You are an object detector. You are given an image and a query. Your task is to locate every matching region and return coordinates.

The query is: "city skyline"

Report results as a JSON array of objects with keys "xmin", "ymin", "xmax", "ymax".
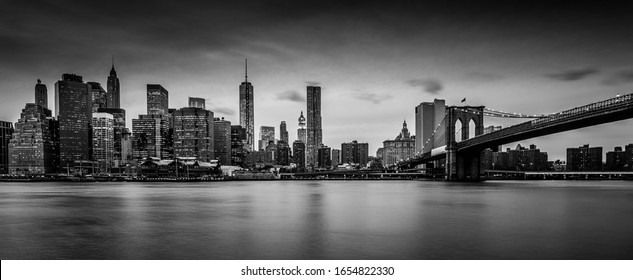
[{"xmin": 1, "ymin": 1, "xmax": 633, "ymax": 160}]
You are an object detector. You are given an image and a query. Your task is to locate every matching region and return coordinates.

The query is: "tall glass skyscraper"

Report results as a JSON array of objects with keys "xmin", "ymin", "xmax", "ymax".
[
  {"xmin": 172, "ymin": 107, "xmax": 214, "ymax": 161},
  {"xmin": 55, "ymin": 74, "xmax": 92, "ymax": 170},
  {"xmin": 239, "ymin": 59, "xmax": 254, "ymax": 152},
  {"xmin": 306, "ymin": 86, "xmax": 322, "ymax": 168},
  {"xmin": 147, "ymin": 84, "xmax": 169, "ymax": 115}
]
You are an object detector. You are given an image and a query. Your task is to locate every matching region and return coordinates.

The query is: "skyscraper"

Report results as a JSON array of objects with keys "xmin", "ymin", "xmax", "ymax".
[
  {"xmin": 92, "ymin": 112, "xmax": 114, "ymax": 172},
  {"xmin": 147, "ymin": 84, "xmax": 169, "ymax": 115},
  {"xmin": 172, "ymin": 107, "xmax": 214, "ymax": 161},
  {"xmin": 55, "ymin": 74, "xmax": 93, "ymax": 170},
  {"xmin": 231, "ymin": 125, "xmax": 247, "ymax": 167},
  {"xmin": 88, "ymin": 82, "xmax": 107, "ymax": 112},
  {"xmin": 239, "ymin": 59, "xmax": 255, "ymax": 151},
  {"xmin": 132, "ymin": 116, "xmax": 162, "ymax": 159},
  {"xmin": 317, "ymin": 146, "xmax": 331, "ymax": 168},
  {"xmin": 280, "ymin": 121, "xmax": 289, "ymax": 145},
  {"xmin": 98, "ymin": 108, "xmax": 126, "ymax": 167},
  {"xmin": 293, "ymin": 140, "xmax": 306, "ymax": 170},
  {"xmin": 297, "ymin": 111, "xmax": 306, "ymax": 143},
  {"xmin": 306, "ymin": 86, "xmax": 322, "ymax": 167},
  {"xmin": 35, "ymin": 79, "xmax": 47, "ymax": 109},
  {"xmin": 189, "ymin": 97, "xmax": 205, "ymax": 109},
  {"xmin": 9, "ymin": 103, "xmax": 58, "ymax": 174},
  {"xmin": 106, "ymin": 60, "xmax": 120, "ymax": 109},
  {"xmin": 213, "ymin": 117, "xmax": 231, "ymax": 165},
  {"xmin": 415, "ymin": 99, "xmax": 445, "ymax": 154},
  {"xmin": 259, "ymin": 126, "xmax": 275, "ymax": 151},
  {"xmin": 0, "ymin": 121, "xmax": 13, "ymax": 174}
]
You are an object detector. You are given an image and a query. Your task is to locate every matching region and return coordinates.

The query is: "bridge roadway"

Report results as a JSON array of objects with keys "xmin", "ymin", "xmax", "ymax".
[{"xmin": 398, "ymin": 93, "xmax": 633, "ymax": 168}]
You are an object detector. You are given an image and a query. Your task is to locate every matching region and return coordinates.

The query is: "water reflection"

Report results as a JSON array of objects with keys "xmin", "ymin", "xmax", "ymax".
[{"xmin": 1, "ymin": 180, "xmax": 633, "ymax": 259}]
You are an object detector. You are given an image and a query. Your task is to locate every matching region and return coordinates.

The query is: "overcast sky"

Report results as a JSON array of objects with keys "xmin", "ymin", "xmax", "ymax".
[{"xmin": 1, "ymin": 0, "xmax": 632, "ymax": 160}]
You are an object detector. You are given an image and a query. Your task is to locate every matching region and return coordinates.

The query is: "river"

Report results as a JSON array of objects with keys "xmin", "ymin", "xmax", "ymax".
[{"xmin": 1, "ymin": 180, "xmax": 632, "ymax": 259}]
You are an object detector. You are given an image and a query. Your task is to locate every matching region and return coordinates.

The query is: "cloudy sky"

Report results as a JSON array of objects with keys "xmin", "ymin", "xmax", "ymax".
[{"xmin": 1, "ymin": 0, "xmax": 632, "ymax": 160}]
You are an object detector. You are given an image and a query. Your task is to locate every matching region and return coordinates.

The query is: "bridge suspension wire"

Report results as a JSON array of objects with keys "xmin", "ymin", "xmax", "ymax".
[{"xmin": 415, "ymin": 115, "xmax": 447, "ymax": 157}]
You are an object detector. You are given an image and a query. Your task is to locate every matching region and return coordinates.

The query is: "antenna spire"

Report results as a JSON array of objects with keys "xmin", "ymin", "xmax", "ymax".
[{"xmin": 245, "ymin": 58, "xmax": 248, "ymax": 83}]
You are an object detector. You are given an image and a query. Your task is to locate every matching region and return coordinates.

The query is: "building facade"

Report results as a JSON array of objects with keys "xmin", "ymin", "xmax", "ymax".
[
  {"xmin": 0, "ymin": 121, "xmax": 13, "ymax": 174},
  {"xmin": 415, "ymin": 99, "xmax": 445, "ymax": 154},
  {"xmin": 306, "ymin": 86, "xmax": 322, "ymax": 167},
  {"xmin": 605, "ymin": 146, "xmax": 626, "ymax": 171},
  {"xmin": 331, "ymin": 148, "xmax": 341, "ymax": 168},
  {"xmin": 55, "ymin": 73, "xmax": 93, "ymax": 170},
  {"xmin": 132, "ymin": 116, "xmax": 162, "ymax": 159},
  {"xmin": 189, "ymin": 97, "xmax": 205, "ymax": 109},
  {"xmin": 8, "ymin": 104, "xmax": 58, "ymax": 174},
  {"xmin": 231, "ymin": 125, "xmax": 247, "ymax": 167},
  {"xmin": 317, "ymin": 146, "xmax": 331, "ymax": 169},
  {"xmin": 106, "ymin": 63, "xmax": 120, "ymax": 109},
  {"xmin": 259, "ymin": 126, "xmax": 275, "ymax": 151},
  {"xmin": 382, "ymin": 120, "xmax": 416, "ymax": 167},
  {"xmin": 147, "ymin": 84, "xmax": 169, "ymax": 115},
  {"xmin": 341, "ymin": 140, "xmax": 369, "ymax": 166},
  {"xmin": 292, "ymin": 140, "xmax": 306, "ymax": 170},
  {"xmin": 280, "ymin": 121, "xmax": 288, "ymax": 145},
  {"xmin": 297, "ymin": 111, "xmax": 306, "ymax": 144},
  {"xmin": 88, "ymin": 82, "xmax": 107, "ymax": 113},
  {"xmin": 35, "ymin": 79, "xmax": 48, "ymax": 109},
  {"xmin": 567, "ymin": 144, "xmax": 602, "ymax": 171},
  {"xmin": 239, "ymin": 59, "xmax": 255, "ymax": 152},
  {"xmin": 213, "ymin": 117, "xmax": 231, "ymax": 165},
  {"xmin": 92, "ymin": 112, "xmax": 114, "ymax": 172},
  {"xmin": 172, "ymin": 107, "xmax": 214, "ymax": 161}
]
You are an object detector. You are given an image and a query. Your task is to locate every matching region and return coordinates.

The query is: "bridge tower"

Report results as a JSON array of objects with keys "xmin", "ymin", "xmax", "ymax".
[{"xmin": 445, "ymin": 106, "xmax": 485, "ymax": 181}]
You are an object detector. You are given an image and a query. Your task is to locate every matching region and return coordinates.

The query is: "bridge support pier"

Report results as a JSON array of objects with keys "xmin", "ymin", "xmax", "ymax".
[{"xmin": 446, "ymin": 149, "xmax": 483, "ymax": 181}]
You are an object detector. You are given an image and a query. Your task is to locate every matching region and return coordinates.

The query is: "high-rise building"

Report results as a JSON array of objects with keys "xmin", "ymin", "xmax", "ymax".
[
  {"xmin": 280, "ymin": 121, "xmax": 289, "ymax": 145},
  {"xmin": 567, "ymin": 144, "xmax": 603, "ymax": 171},
  {"xmin": 147, "ymin": 84, "xmax": 169, "ymax": 115},
  {"xmin": 189, "ymin": 97, "xmax": 205, "ymax": 109},
  {"xmin": 293, "ymin": 140, "xmax": 306, "ymax": 169},
  {"xmin": 259, "ymin": 126, "xmax": 275, "ymax": 151},
  {"xmin": 106, "ymin": 60, "xmax": 120, "ymax": 109},
  {"xmin": 297, "ymin": 111, "xmax": 306, "ymax": 144},
  {"xmin": 239, "ymin": 59, "xmax": 255, "ymax": 152},
  {"xmin": 120, "ymin": 128, "xmax": 132, "ymax": 168},
  {"xmin": 317, "ymin": 146, "xmax": 331, "ymax": 168},
  {"xmin": 213, "ymin": 117, "xmax": 231, "ymax": 165},
  {"xmin": 88, "ymin": 82, "xmax": 107, "ymax": 113},
  {"xmin": 0, "ymin": 121, "xmax": 13, "ymax": 174},
  {"xmin": 331, "ymin": 149, "xmax": 341, "ymax": 167},
  {"xmin": 132, "ymin": 115, "xmax": 162, "ymax": 159},
  {"xmin": 626, "ymin": 144, "xmax": 633, "ymax": 171},
  {"xmin": 231, "ymin": 125, "xmax": 247, "ymax": 167},
  {"xmin": 341, "ymin": 140, "xmax": 369, "ymax": 166},
  {"xmin": 606, "ymin": 146, "xmax": 626, "ymax": 171},
  {"xmin": 508, "ymin": 144, "xmax": 548, "ymax": 171},
  {"xmin": 92, "ymin": 112, "xmax": 114, "ymax": 173},
  {"xmin": 35, "ymin": 79, "xmax": 47, "ymax": 109},
  {"xmin": 306, "ymin": 86, "xmax": 322, "ymax": 167},
  {"xmin": 172, "ymin": 107, "xmax": 214, "ymax": 161},
  {"xmin": 55, "ymin": 74, "xmax": 93, "ymax": 170},
  {"xmin": 382, "ymin": 120, "xmax": 416, "ymax": 167},
  {"xmin": 276, "ymin": 141, "xmax": 291, "ymax": 166},
  {"xmin": 8, "ymin": 104, "xmax": 58, "ymax": 174},
  {"xmin": 415, "ymin": 99, "xmax": 445, "ymax": 153},
  {"xmin": 98, "ymin": 108, "xmax": 126, "ymax": 167}
]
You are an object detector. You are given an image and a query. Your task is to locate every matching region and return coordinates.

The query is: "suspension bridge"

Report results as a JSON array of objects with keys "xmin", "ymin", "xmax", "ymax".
[{"xmin": 391, "ymin": 93, "xmax": 633, "ymax": 181}]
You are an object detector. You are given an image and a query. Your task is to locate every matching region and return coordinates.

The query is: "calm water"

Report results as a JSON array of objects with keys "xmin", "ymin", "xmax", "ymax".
[{"xmin": 1, "ymin": 180, "xmax": 632, "ymax": 259}]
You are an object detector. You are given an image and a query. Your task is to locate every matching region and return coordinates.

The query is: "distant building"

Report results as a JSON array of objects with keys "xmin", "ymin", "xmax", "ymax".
[
  {"xmin": 605, "ymin": 146, "xmax": 626, "ymax": 171},
  {"xmin": 297, "ymin": 111, "xmax": 306, "ymax": 144},
  {"xmin": 92, "ymin": 112, "xmax": 114, "ymax": 173},
  {"xmin": 306, "ymin": 86, "xmax": 322, "ymax": 167},
  {"xmin": 172, "ymin": 107, "xmax": 214, "ymax": 162},
  {"xmin": 239, "ymin": 59, "xmax": 255, "ymax": 152},
  {"xmin": 35, "ymin": 79, "xmax": 47, "ymax": 109},
  {"xmin": 231, "ymin": 125, "xmax": 247, "ymax": 167},
  {"xmin": 341, "ymin": 140, "xmax": 369, "ymax": 166},
  {"xmin": 331, "ymin": 149, "xmax": 341, "ymax": 167},
  {"xmin": 106, "ymin": 62, "xmax": 121, "ymax": 109},
  {"xmin": 626, "ymin": 144, "xmax": 633, "ymax": 171},
  {"xmin": 415, "ymin": 99, "xmax": 445, "ymax": 154},
  {"xmin": 0, "ymin": 121, "xmax": 13, "ymax": 174},
  {"xmin": 88, "ymin": 82, "xmax": 107, "ymax": 112},
  {"xmin": 147, "ymin": 84, "xmax": 169, "ymax": 115},
  {"xmin": 280, "ymin": 121, "xmax": 289, "ymax": 145},
  {"xmin": 317, "ymin": 146, "xmax": 331, "ymax": 168},
  {"xmin": 189, "ymin": 97, "xmax": 205, "ymax": 109},
  {"xmin": 213, "ymin": 117, "xmax": 231, "ymax": 165},
  {"xmin": 293, "ymin": 140, "xmax": 306, "ymax": 169},
  {"xmin": 98, "ymin": 108, "xmax": 126, "ymax": 168},
  {"xmin": 259, "ymin": 126, "xmax": 275, "ymax": 151},
  {"xmin": 55, "ymin": 73, "xmax": 93, "ymax": 170},
  {"xmin": 382, "ymin": 120, "xmax": 416, "ymax": 167},
  {"xmin": 132, "ymin": 115, "xmax": 163, "ymax": 159},
  {"xmin": 486, "ymin": 144, "xmax": 548, "ymax": 171},
  {"xmin": 9, "ymin": 104, "xmax": 58, "ymax": 174},
  {"xmin": 276, "ymin": 141, "xmax": 291, "ymax": 166},
  {"xmin": 567, "ymin": 144, "xmax": 602, "ymax": 171}
]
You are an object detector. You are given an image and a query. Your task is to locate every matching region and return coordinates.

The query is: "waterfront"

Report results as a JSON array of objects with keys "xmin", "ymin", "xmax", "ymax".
[{"xmin": 1, "ymin": 180, "xmax": 633, "ymax": 259}]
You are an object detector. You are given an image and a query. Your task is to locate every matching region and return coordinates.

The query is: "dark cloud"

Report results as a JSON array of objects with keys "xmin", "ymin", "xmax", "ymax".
[
  {"xmin": 406, "ymin": 79, "xmax": 443, "ymax": 94},
  {"xmin": 351, "ymin": 93, "xmax": 393, "ymax": 104},
  {"xmin": 212, "ymin": 107, "xmax": 236, "ymax": 116},
  {"xmin": 305, "ymin": 81, "xmax": 321, "ymax": 86},
  {"xmin": 602, "ymin": 69, "xmax": 633, "ymax": 85},
  {"xmin": 545, "ymin": 68, "xmax": 599, "ymax": 81},
  {"xmin": 277, "ymin": 90, "xmax": 306, "ymax": 102}
]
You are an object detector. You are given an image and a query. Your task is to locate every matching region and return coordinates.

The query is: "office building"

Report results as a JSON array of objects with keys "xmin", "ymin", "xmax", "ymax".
[
  {"xmin": 88, "ymin": 82, "xmax": 107, "ymax": 112},
  {"xmin": 8, "ymin": 103, "xmax": 58, "ymax": 174},
  {"xmin": 147, "ymin": 84, "xmax": 169, "ymax": 115},
  {"xmin": 332, "ymin": 149, "xmax": 341, "ymax": 167},
  {"xmin": 35, "ymin": 79, "xmax": 47, "ymax": 108},
  {"xmin": 317, "ymin": 146, "xmax": 331, "ymax": 168},
  {"xmin": 606, "ymin": 146, "xmax": 626, "ymax": 171},
  {"xmin": 382, "ymin": 120, "xmax": 416, "ymax": 167},
  {"xmin": 306, "ymin": 86, "xmax": 322, "ymax": 167},
  {"xmin": 172, "ymin": 107, "xmax": 214, "ymax": 161},
  {"xmin": 106, "ymin": 61, "xmax": 120, "ymax": 108},
  {"xmin": 231, "ymin": 125, "xmax": 247, "ymax": 167},
  {"xmin": 0, "ymin": 121, "xmax": 13, "ymax": 174},
  {"xmin": 259, "ymin": 126, "xmax": 275, "ymax": 151},
  {"xmin": 567, "ymin": 144, "xmax": 603, "ymax": 171},
  {"xmin": 280, "ymin": 121, "xmax": 288, "ymax": 145},
  {"xmin": 55, "ymin": 73, "xmax": 93, "ymax": 170},
  {"xmin": 92, "ymin": 112, "xmax": 114, "ymax": 172},
  {"xmin": 341, "ymin": 140, "xmax": 369, "ymax": 166},
  {"xmin": 213, "ymin": 117, "xmax": 231, "ymax": 165},
  {"xmin": 297, "ymin": 111, "xmax": 306, "ymax": 144},
  {"xmin": 415, "ymin": 99, "xmax": 445, "ymax": 153},
  {"xmin": 293, "ymin": 140, "xmax": 306, "ymax": 169},
  {"xmin": 98, "ymin": 108, "xmax": 126, "ymax": 167},
  {"xmin": 239, "ymin": 59, "xmax": 255, "ymax": 151},
  {"xmin": 189, "ymin": 97, "xmax": 205, "ymax": 109},
  {"xmin": 132, "ymin": 115, "xmax": 162, "ymax": 159}
]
